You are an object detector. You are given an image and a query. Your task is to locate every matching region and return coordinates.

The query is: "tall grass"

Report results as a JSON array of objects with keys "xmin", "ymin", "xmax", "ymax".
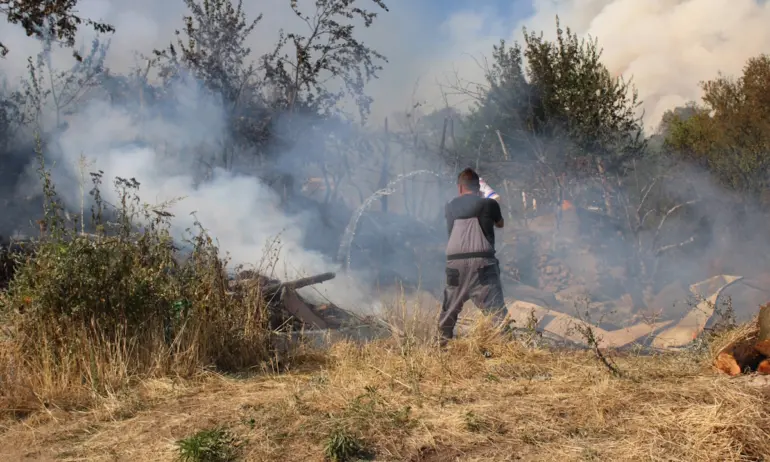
[{"xmin": 0, "ymin": 153, "xmax": 271, "ymax": 414}]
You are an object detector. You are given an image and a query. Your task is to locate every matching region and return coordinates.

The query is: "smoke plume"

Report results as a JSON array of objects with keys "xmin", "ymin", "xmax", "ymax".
[{"xmin": 24, "ymin": 74, "xmax": 374, "ymax": 311}]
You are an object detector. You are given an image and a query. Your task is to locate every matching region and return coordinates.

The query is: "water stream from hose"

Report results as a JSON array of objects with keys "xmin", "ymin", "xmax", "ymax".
[{"xmin": 336, "ymin": 170, "xmax": 448, "ymax": 270}]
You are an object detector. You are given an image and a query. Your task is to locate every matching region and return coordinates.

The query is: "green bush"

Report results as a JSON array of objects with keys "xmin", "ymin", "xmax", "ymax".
[{"xmin": 0, "ymin": 157, "xmax": 270, "ymax": 405}]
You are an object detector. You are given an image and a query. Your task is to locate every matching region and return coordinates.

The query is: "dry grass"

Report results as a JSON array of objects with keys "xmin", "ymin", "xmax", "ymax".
[{"xmin": 1, "ymin": 318, "xmax": 769, "ymax": 462}]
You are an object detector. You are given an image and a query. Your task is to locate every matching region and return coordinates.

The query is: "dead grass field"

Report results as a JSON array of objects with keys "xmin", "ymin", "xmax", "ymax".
[{"xmin": 1, "ymin": 324, "xmax": 769, "ymax": 462}]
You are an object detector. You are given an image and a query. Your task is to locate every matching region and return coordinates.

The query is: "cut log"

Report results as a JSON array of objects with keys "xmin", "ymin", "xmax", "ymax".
[
  {"xmin": 227, "ymin": 271, "xmax": 347, "ymax": 331},
  {"xmin": 758, "ymin": 359, "xmax": 770, "ymax": 375},
  {"xmin": 712, "ymin": 330, "xmax": 764, "ymax": 376},
  {"xmin": 714, "ymin": 352, "xmax": 741, "ymax": 376},
  {"xmin": 281, "ymin": 288, "xmax": 330, "ymax": 330},
  {"xmin": 727, "ymin": 340, "xmax": 764, "ymax": 373},
  {"xmin": 756, "ymin": 340, "xmax": 770, "ymax": 357},
  {"xmin": 713, "ymin": 303, "xmax": 769, "ymax": 376},
  {"xmin": 755, "ymin": 303, "xmax": 770, "ymax": 356}
]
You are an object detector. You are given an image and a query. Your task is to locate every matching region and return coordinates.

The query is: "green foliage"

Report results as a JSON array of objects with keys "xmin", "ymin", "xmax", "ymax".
[
  {"xmin": 464, "ymin": 17, "xmax": 645, "ymax": 184},
  {"xmin": 150, "ymin": 0, "xmax": 266, "ymax": 169},
  {"xmin": 177, "ymin": 427, "xmax": 239, "ymax": 462},
  {"xmin": 261, "ymin": 0, "xmax": 389, "ymax": 121},
  {"xmin": 8, "ymin": 173, "xmax": 181, "ymax": 329},
  {"xmin": 23, "ymin": 37, "xmax": 109, "ymax": 128},
  {"xmin": 147, "ymin": 0, "xmax": 388, "ymax": 171},
  {"xmin": 323, "ymin": 427, "xmax": 367, "ymax": 462},
  {"xmin": 523, "ymin": 19, "xmax": 645, "ymax": 169},
  {"xmin": 664, "ymin": 54, "xmax": 770, "ymax": 200},
  {"xmin": 154, "ymin": 0, "xmax": 261, "ymax": 106},
  {"xmin": 0, "ymin": 0, "xmax": 114, "ymax": 58}
]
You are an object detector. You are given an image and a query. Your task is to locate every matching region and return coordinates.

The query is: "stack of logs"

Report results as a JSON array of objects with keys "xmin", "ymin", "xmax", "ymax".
[{"xmin": 714, "ymin": 303, "xmax": 770, "ymax": 376}]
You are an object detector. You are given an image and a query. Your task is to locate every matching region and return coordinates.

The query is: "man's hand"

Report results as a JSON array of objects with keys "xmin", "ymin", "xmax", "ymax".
[
  {"xmin": 495, "ymin": 218, "xmax": 504, "ymax": 228},
  {"xmin": 479, "ymin": 178, "xmax": 500, "ymax": 201}
]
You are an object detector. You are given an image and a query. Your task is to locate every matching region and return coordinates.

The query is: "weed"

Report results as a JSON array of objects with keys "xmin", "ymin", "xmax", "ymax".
[
  {"xmin": 323, "ymin": 427, "xmax": 368, "ymax": 461},
  {"xmin": 177, "ymin": 427, "xmax": 239, "ymax": 462},
  {"xmin": 463, "ymin": 410, "xmax": 505, "ymax": 434},
  {"xmin": 570, "ymin": 297, "xmax": 624, "ymax": 377}
]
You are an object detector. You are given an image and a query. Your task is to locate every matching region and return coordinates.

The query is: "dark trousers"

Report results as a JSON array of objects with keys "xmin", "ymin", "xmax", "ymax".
[{"xmin": 439, "ymin": 257, "xmax": 507, "ymax": 344}]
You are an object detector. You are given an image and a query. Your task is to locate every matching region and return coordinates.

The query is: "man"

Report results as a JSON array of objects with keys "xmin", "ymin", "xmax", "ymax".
[{"xmin": 439, "ymin": 168, "xmax": 508, "ymax": 346}]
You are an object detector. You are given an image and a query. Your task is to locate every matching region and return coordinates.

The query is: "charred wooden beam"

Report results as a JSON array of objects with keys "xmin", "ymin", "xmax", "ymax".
[
  {"xmin": 280, "ymin": 289, "xmax": 330, "ymax": 330},
  {"xmin": 262, "ymin": 272, "xmax": 336, "ymax": 294}
]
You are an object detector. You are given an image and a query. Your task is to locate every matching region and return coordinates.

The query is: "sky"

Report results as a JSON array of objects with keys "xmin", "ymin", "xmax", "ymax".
[{"xmin": 3, "ymin": 0, "xmax": 770, "ymax": 130}]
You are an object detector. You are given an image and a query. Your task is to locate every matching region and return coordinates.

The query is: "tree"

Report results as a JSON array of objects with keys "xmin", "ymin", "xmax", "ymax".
[
  {"xmin": 154, "ymin": 0, "xmax": 261, "ymax": 108},
  {"xmin": 456, "ymin": 17, "xmax": 645, "ymax": 216},
  {"xmin": 22, "ymin": 37, "xmax": 109, "ymax": 130},
  {"xmin": 522, "ymin": 19, "xmax": 645, "ymax": 174},
  {"xmin": 1, "ymin": 0, "xmax": 114, "ymax": 58},
  {"xmin": 256, "ymin": 0, "xmax": 389, "ymax": 213},
  {"xmin": 260, "ymin": 0, "xmax": 389, "ymax": 121},
  {"xmin": 664, "ymin": 54, "xmax": 770, "ymax": 200},
  {"xmin": 151, "ymin": 0, "xmax": 269, "ymax": 170},
  {"xmin": 0, "ymin": 80, "xmax": 24, "ymax": 149}
]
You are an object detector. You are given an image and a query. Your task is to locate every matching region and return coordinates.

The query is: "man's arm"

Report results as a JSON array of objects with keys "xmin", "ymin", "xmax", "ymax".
[
  {"xmin": 492, "ymin": 200, "xmax": 504, "ymax": 228},
  {"xmin": 445, "ymin": 202, "xmax": 454, "ymax": 235}
]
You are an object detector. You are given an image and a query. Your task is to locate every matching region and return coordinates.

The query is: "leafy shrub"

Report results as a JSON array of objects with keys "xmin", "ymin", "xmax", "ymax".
[{"xmin": 0, "ymin": 155, "xmax": 270, "ymax": 407}]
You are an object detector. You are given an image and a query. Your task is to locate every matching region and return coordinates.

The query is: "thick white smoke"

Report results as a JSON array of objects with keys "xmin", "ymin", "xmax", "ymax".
[
  {"xmin": 43, "ymin": 75, "xmax": 372, "ymax": 311},
  {"xmin": 4, "ymin": 0, "xmax": 770, "ymax": 322}
]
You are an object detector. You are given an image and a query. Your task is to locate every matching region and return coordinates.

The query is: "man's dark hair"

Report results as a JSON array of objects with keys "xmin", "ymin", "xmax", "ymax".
[{"xmin": 457, "ymin": 168, "xmax": 480, "ymax": 192}]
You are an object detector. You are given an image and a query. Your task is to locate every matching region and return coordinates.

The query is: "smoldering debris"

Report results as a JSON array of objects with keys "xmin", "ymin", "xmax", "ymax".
[
  {"xmin": 226, "ymin": 269, "xmax": 389, "ymax": 348},
  {"xmin": 227, "ymin": 270, "xmax": 346, "ymax": 331},
  {"xmin": 1, "ymin": 195, "xmax": 766, "ymax": 353}
]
